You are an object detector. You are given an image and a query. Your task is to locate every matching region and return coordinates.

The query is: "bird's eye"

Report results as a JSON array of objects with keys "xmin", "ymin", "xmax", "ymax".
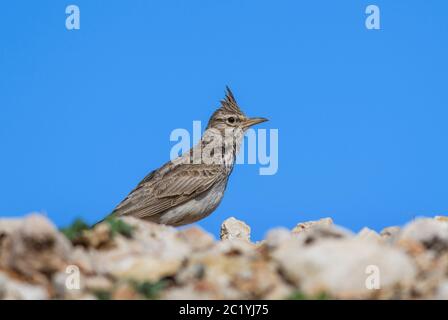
[{"xmin": 227, "ymin": 117, "xmax": 236, "ymax": 124}]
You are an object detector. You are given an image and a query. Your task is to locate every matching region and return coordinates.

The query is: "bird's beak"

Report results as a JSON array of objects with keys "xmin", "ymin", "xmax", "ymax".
[{"xmin": 243, "ymin": 117, "xmax": 269, "ymax": 129}]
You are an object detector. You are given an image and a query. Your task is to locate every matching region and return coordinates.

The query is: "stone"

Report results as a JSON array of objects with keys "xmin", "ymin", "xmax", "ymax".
[
  {"xmin": 380, "ymin": 226, "xmax": 401, "ymax": 240},
  {"xmin": 162, "ymin": 283, "xmax": 220, "ymax": 300},
  {"xmin": 0, "ymin": 213, "xmax": 71, "ymax": 284},
  {"xmin": 435, "ymin": 281, "xmax": 448, "ymax": 300},
  {"xmin": 76, "ymin": 223, "xmax": 113, "ymax": 249},
  {"xmin": 90, "ymin": 218, "xmax": 191, "ymax": 282},
  {"xmin": 220, "ymin": 217, "xmax": 251, "ymax": 241},
  {"xmin": 214, "ymin": 239, "xmax": 258, "ymax": 256},
  {"xmin": 177, "ymin": 226, "xmax": 215, "ymax": 251},
  {"xmin": 294, "ymin": 224, "xmax": 354, "ymax": 246},
  {"xmin": 69, "ymin": 247, "xmax": 94, "ymax": 274},
  {"xmin": 109, "ymin": 256, "xmax": 183, "ymax": 282},
  {"xmin": 175, "ymin": 245, "xmax": 286, "ymax": 299},
  {"xmin": 408, "ymin": 253, "xmax": 446, "ymax": 299},
  {"xmin": 398, "ymin": 218, "xmax": 448, "ymax": 253},
  {"xmin": 84, "ymin": 275, "xmax": 113, "ymax": 292},
  {"xmin": 2, "ymin": 212, "xmax": 448, "ymax": 299},
  {"xmin": 0, "ymin": 271, "xmax": 49, "ymax": 300},
  {"xmin": 52, "ymin": 271, "xmax": 111, "ymax": 300},
  {"xmin": 52, "ymin": 271, "xmax": 85, "ymax": 299},
  {"xmin": 272, "ymin": 238, "xmax": 416, "ymax": 298},
  {"xmin": 356, "ymin": 227, "xmax": 382, "ymax": 243},
  {"xmin": 292, "ymin": 217, "xmax": 333, "ymax": 233},
  {"xmin": 434, "ymin": 216, "xmax": 448, "ymax": 223},
  {"xmin": 120, "ymin": 216, "xmax": 177, "ymax": 241},
  {"xmin": 263, "ymin": 228, "xmax": 293, "ymax": 250},
  {"xmin": 112, "ymin": 282, "xmax": 140, "ymax": 300},
  {"xmin": 0, "ymin": 217, "xmax": 22, "ymax": 235}
]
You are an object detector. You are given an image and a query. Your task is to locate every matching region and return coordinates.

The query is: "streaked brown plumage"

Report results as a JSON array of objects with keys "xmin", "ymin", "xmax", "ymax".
[{"xmin": 108, "ymin": 87, "xmax": 267, "ymax": 226}]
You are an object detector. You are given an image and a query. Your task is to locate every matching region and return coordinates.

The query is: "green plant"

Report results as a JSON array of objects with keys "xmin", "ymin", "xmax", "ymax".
[
  {"xmin": 60, "ymin": 218, "xmax": 90, "ymax": 241},
  {"xmin": 132, "ymin": 280, "xmax": 168, "ymax": 300},
  {"xmin": 105, "ymin": 217, "xmax": 134, "ymax": 238},
  {"xmin": 93, "ymin": 290, "xmax": 112, "ymax": 300},
  {"xmin": 287, "ymin": 291, "xmax": 330, "ymax": 300}
]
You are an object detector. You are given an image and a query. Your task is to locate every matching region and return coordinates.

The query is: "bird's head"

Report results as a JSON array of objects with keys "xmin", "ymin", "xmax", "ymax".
[{"xmin": 206, "ymin": 87, "xmax": 268, "ymax": 132}]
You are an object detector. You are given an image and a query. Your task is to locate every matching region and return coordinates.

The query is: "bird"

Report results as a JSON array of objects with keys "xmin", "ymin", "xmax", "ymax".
[{"xmin": 108, "ymin": 87, "xmax": 268, "ymax": 227}]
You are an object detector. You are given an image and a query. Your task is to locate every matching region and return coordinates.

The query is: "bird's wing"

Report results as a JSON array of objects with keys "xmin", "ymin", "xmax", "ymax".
[{"xmin": 112, "ymin": 164, "xmax": 226, "ymax": 219}]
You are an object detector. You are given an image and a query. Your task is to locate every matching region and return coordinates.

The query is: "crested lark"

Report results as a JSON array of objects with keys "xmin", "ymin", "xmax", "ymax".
[{"xmin": 109, "ymin": 87, "xmax": 267, "ymax": 226}]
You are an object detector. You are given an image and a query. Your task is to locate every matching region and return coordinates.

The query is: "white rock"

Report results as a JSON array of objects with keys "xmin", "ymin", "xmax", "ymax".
[
  {"xmin": 162, "ymin": 284, "xmax": 219, "ymax": 300},
  {"xmin": 272, "ymin": 238, "xmax": 416, "ymax": 298},
  {"xmin": 177, "ymin": 226, "xmax": 215, "ymax": 251},
  {"xmin": 264, "ymin": 228, "xmax": 293, "ymax": 249},
  {"xmin": 70, "ymin": 247, "xmax": 94, "ymax": 274},
  {"xmin": 356, "ymin": 227, "xmax": 382, "ymax": 243},
  {"xmin": 434, "ymin": 216, "xmax": 448, "ymax": 224},
  {"xmin": 0, "ymin": 272, "xmax": 49, "ymax": 300},
  {"xmin": 90, "ymin": 218, "xmax": 191, "ymax": 282},
  {"xmin": 294, "ymin": 224, "xmax": 354, "ymax": 246},
  {"xmin": 52, "ymin": 271, "xmax": 84, "ymax": 299},
  {"xmin": 380, "ymin": 226, "xmax": 401, "ymax": 238},
  {"xmin": 435, "ymin": 281, "xmax": 448, "ymax": 300},
  {"xmin": 214, "ymin": 239, "xmax": 257, "ymax": 256},
  {"xmin": 175, "ymin": 248, "xmax": 285, "ymax": 299},
  {"xmin": 398, "ymin": 218, "xmax": 448, "ymax": 252},
  {"xmin": 109, "ymin": 256, "xmax": 183, "ymax": 282},
  {"xmin": 0, "ymin": 217, "xmax": 22, "ymax": 235},
  {"xmin": 292, "ymin": 217, "xmax": 333, "ymax": 233},
  {"xmin": 220, "ymin": 217, "xmax": 251, "ymax": 241},
  {"xmin": 0, "ymin": 213, "xmax": 71, "ymax": 283}
]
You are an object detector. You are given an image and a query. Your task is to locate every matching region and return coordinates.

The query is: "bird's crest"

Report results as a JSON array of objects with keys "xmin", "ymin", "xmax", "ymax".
[
  {"xmin": 219, "ymin": 86, "xmax": 244, "ymax": 115},
  {"xmin": 207, "ymin": 86, "xmax": 246, "ymax": 129}
]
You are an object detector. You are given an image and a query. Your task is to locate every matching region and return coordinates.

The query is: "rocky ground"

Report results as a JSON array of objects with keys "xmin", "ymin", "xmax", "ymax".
[{"xmin": 1, "ymin": 213, "xmax": 448, "ymax": 300}]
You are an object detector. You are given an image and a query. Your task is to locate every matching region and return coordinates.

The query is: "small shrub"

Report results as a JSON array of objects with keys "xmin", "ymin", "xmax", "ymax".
[
  {"xmin": 94, "ymin": 290, "xmax": 112, "ymax": 300},
  {"xmin": 105, "ymin": 217, "xmax": 134, "ymax": 238},
  {"xmin": 60, "ymin": 218, "xmax": 90, "ymax": 241},
  {"xmin": 287, "ymin": 291, "xmax": 330, "ymax": 300},
  {"xmin": 132, "ymin": 280, "xmax": 168, "ymax": 300}
]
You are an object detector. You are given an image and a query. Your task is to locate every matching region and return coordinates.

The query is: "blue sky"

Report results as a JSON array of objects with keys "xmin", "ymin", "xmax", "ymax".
[{"xmin": 1, "ymin": 1, "xmax": 447, "ymax": 240}]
